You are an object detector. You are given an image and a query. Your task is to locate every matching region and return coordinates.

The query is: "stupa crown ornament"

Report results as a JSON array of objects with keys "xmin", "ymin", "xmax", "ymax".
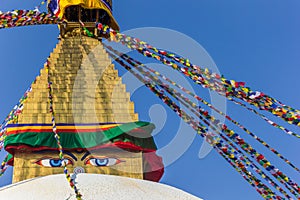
[{"xmin": 48, "ymin": 0, "xmax": 119, "ymax": 37}]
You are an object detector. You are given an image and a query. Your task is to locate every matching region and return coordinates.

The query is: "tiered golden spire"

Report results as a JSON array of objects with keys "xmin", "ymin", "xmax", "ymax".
[{"xmin": 19, "ymin": 37, "xmax": 138, "ymax": 124}]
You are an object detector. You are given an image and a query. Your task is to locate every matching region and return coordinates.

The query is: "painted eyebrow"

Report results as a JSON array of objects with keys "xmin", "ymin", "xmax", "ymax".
[
  {"xmin": 81, "ymin": 151, "xmax": 91, "ymax": 161},
  {"xmin": 64, "ymin": 151, "xmax": 78, "ymax": 161}
]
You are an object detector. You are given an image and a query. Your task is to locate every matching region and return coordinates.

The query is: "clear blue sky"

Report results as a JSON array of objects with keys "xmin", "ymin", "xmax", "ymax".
[{"xmin": 0, "ymin": 1, "xmax": 300, "ymax": 200}]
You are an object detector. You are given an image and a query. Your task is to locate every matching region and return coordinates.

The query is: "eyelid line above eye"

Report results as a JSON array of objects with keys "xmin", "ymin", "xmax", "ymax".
[
  {"xmin": 62, "ymin": 156, "xmax": 75, "ymax": 165},
  {"xmin": 33, "ymin": 156, "xmax": 53, "ymax": 164}
]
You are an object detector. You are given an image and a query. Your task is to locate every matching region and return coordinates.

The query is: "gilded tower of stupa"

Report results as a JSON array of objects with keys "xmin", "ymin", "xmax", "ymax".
[{"xmin": 4, "ymin": 0, "xmax": 163, "ymax": 183}]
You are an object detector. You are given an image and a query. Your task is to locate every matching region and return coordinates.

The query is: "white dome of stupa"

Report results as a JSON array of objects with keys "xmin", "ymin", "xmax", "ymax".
[{"xmin": 0, "ymin": 174, "xmax": 202, "ymax": 200}]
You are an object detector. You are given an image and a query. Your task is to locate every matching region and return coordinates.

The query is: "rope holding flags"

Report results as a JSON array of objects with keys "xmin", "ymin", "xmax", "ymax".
[
  {"xmin": 46, "ymin": 61, "xmax": 82, "ymax": 200},
  {"xmin": 127, "ymin": 37, "xmax": 300, "ymax": 127},
  {"xmin": 0, "ymin": 10, "xmax": 64, "ymax": 30},
  {"xmin": 104, "ymin": 44, "xmax": 300, "ymax": 199},
  {"xmin": 105, "ymin": 48, "xmax": 286, "ymax": 199},
  {"xmin": 103, "ymin": 43, "xmax": 300, "ymax": 174},
  {"xmin": 228, "ymin": 97, "xmax": 300, "ymax": 138},
  {"xmin": 0, "ymin": 154, "xmax": 9, "ymax": 177},
  {"xmin": 0, "ymin": 84, "xmax": 34, "ymax": 152},
  {"xmin": 95, "ymin": 23, "xmax": 300, "ymax": 132}
]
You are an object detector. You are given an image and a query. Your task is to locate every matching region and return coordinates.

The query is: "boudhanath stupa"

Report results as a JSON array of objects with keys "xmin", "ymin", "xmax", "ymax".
[{"xmin": 0, "ymin": 1, "xmax": 202, "ymax": 199}]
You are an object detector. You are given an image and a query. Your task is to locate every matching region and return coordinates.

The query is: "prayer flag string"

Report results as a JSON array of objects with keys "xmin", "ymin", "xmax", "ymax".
[
  {"xmin": 122, "ymin": 36, "xmax": 300, "ymax": 127},
  {"xmin": 0, "ymin": 83, "xmax": 34, "ymax": 151},
  {"xmin": 228, "ymin": 97, "xmax": 300, "ymax": 138},
  {"xmin": 104, "ymin": 45, "xmax": 298, "ymax": 198},
  {"xmin": 130, "ymin": 46, "xmax": 300, "ymax": 139},
  {"xmin": 103, "ymin": 44, "xmax": 300, "ymax": 174},
  {"xmin": 95, "ymin": 23, "xmax": 300, "ymax": 133},
  {"xmin": 103, "ymin": 38, "xmax": 300, "ymax": 196},
  {"xmin": 126, "ymin": 40, "xmax": 300, "ymax": 130},
  {"xmin": 0, "ymin": 154, "xmax": 8, "ymax": 177},
  {"xmin": 46, "ymin": 60, "xmax": 82, "ymax": 200},
  {"xmin": 0, "ymin": 10, "xmax": 63, "ymax": 30},
  {"xmin": 105, "ymin": 48, "xmax": 284, "ymax": 200}
]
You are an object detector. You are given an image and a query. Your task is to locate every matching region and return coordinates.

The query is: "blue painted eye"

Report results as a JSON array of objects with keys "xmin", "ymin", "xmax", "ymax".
[
  {"xmin": 35, "ymin": 158, "xmax": 73, "ymax": 167},
  {"xmin": 49, "ymin": 159, "xmax": 63, "ymax": 167},
  {"xmin": 95, "ymin": 158, "xmax": 109, "ymax": 166},
  {"xmin": 85, "ymin": 157, "xmax": 123, "ymax": 167}
]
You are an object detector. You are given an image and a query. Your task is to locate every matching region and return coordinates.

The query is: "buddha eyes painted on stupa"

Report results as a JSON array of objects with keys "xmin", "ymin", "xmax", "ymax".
[{"xmin": 33, "ymin": 151, "xmax": 124, "ymax": 168}]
